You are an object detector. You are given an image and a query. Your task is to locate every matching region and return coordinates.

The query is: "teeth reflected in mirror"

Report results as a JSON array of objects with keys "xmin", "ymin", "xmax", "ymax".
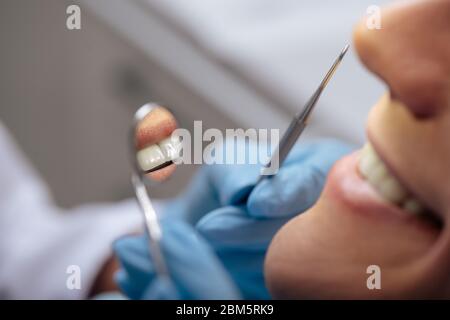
[{"xmin": 134, "ymin": 105, "xmax": 180, "ymax": 182}]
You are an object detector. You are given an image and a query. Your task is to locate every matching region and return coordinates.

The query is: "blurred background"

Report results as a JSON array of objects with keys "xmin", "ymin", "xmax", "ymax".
[{"xmin": 0, "ymin": 0, "xmax": 387, "ymax": 208}]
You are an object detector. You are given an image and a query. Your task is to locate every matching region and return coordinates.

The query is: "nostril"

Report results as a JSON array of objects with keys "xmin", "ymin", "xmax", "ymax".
[
  {"xmin": 352, "ymin": 0, "xmax": 450, "ymax": 120},
  {"xmin": 388, "ymin": 71, "xmax": 448, "ymax": 119}
]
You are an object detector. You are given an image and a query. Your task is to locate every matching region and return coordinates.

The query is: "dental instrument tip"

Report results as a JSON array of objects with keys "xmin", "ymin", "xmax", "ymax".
[
  {"xmin": 340, "ymin": 44, "xmax": 350, "ymax": 59},
  {"xmin": 319, "ymin": 44, "xmax": 350, "ymax": 90}
]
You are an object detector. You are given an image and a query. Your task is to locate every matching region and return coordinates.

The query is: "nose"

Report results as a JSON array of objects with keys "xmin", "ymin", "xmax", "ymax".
[{"xmin": 353, "ymin": 0, "xmax": 450, "ymax": 118}]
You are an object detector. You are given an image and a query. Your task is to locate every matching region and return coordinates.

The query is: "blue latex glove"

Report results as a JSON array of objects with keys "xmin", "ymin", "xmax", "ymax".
[
  {"xmin": 193, "ymin": 139, "xmax": 353, "ymax": 298},
  {"xmin": 196, "ymin": 205, "xmax": 286, "ymax": 299},
  {"xmin": 114, "ymin": 219, "xmax": 241, "ymax": 300},
  {"xmin": 164, "ymin": 139, "xmax": 353, "ymax": 221},
  {"xmin": 162, "ymin": 137, "xmax": 263, "ymax": 224},
  {"xmin": 116, "ymin": 139, "xmax": 352, "ymax": 299},
  {"xmin": 247, "ymin": 139, "xmax": 354, "ymax": 218}
]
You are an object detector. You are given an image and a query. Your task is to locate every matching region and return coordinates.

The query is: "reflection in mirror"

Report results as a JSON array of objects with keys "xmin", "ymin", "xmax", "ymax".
[{"xmin": 134, "ymin": 104, "xmax": 180, "ymax": 182}]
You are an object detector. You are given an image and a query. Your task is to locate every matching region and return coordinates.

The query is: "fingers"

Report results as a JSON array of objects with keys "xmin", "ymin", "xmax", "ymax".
[
  {"xmin": 162, "ymin": 165, "xmax": 221, "ymax": 224},
  {"xmin": 248, "ymin": 166, "xmax": 325, "ymax": 218},
  {"xmin": 207, "ymin": 163, "xmax": 260, "ymax": 205},
  {"xmin": 196, "ymin": 206, "xmax": 287, "ymax": 247},
  {"xmin": 206, "ymin": 137, "xmax": 261, "ymax": 205},
  {"xmin": 248, "ymin": 139, "xmax": 354, "ymax": 218},
  {"xmin": 167, "ymin": 137, "xmax": 263, "ymax": 224},
  {"xmin": 113, "ymin": 235, "xmax": 155, "ymax": 299},
  {"xmin": 114, "ymin": 221, "xmax": 240, "ymax": 300},
  {"xmin": 195, "ymin": 206, "xmax": 283, "ymax": 299},
  {"xmin": 160, "ymin": 221, "xmax": 241, "ymax": 300}
]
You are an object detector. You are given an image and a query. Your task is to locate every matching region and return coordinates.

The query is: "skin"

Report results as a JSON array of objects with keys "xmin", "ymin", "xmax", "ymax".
[
  {"xmin": 90, "ymin": 256, "xmax": 121, "ymax": 295},
  {"xmin": 265, "ymin": 0, "xmax": 450, "ymax": 299}
]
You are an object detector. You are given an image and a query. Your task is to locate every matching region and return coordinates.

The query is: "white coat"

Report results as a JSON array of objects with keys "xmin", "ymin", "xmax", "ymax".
[{"xmin": 0, "ymin": 122, "xmax": 145, "ymax": 299}]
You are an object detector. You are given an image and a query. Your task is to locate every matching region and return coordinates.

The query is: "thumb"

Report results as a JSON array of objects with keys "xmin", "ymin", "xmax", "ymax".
[{"xmin": 248, "ymin": 140, "xmax": 354, "ymax": 218}]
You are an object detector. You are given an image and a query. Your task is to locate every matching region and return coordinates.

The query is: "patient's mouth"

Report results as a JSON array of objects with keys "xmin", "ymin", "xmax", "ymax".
[
  {"xmin": 134, "ymin": 106, "xmax": 180, "ymax": 174},
  {"xmin": 358, "ymin": 142, "xmax": 442, "ymax": 227},
  {"xmin": 358, "ymin": 143, "xmax": 423, "ymax": 214},
  {"xmin": 137, "ymin": 136, "xmax": 181, "ymax": 173}
]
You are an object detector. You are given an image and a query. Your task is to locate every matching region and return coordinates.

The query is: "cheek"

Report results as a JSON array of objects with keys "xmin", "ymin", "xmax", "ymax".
[{"xmin": 265, "ymin": 179, "xmax": 441, "ymax": 299}]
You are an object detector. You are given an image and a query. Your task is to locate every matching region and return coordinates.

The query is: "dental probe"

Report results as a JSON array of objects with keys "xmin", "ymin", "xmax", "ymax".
[{"xmin": 257, "ymin": 44, "xmax": 350, "ymax": 183}]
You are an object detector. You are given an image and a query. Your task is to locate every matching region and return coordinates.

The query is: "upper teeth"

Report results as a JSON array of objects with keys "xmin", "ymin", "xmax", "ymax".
[
  {"xmin": 137, "ymin": 136, "xmax": 182, "ymax": 172},
  {"xmin": 358, "ymin": 143, "xmax": 424, "ymax": 215}
]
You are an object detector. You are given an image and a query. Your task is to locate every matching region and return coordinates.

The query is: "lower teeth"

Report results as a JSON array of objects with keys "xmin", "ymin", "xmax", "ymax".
[{"xmin": 358, "ymin": 143, "xmax": 424, "ymax": 215}]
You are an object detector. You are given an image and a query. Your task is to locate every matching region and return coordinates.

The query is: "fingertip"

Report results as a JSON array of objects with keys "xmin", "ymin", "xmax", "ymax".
[{"xmin": 247, "ymin": 168, "xmax": 313, "ymax": 218}]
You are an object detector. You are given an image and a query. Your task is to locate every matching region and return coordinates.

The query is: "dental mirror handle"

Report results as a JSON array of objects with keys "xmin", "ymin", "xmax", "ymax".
[{"xmin": 131, "ymin": 173, "xmax": 170, "ymax": 278}]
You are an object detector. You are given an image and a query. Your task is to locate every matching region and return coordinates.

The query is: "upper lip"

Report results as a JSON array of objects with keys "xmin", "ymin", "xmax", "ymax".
[{"xmin": 135, "ymin": 113, "xmax": 177, "ymax": 150}]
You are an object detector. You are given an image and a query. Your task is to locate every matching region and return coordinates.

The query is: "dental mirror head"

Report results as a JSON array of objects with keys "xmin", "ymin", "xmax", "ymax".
[{"xmin": 132, "ymin": 103, "xmax": 180, "ymax": 183}]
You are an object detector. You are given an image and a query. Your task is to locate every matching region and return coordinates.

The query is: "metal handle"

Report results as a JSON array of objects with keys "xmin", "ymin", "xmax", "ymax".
[{"xmin": 131, "ymin": 173, "xmax": 169, "ymax": 277}]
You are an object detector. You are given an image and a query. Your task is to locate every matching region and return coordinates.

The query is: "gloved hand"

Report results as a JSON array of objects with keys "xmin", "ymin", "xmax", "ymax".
[
  {"xmin": 186, "ymin": 139, "xmax": 353, "ymax": 298},
  {"xmin": 196, "ymin": 205, "xmax": 285, "ymax": 299},
  {"xmin": 115, "ymin": 139, "xmax": 352, "ymax": 299},
  {"xmin": 162, "ymin": 137, "xmax": 264, "ymax": 224},
  {"xmin": 114, "ymin": 219, "xmax": 241, "ymax": 300},
  {"xmin": 246, "ymin": 139, "xmax": 354, "ymax": 218},
  {"xmin": 196, "ymin": 141, "xmax": 351, "ymax": 299},
  {"xmin": 164, "ymin": 139, "xmax": 353, "ymax": 220}
]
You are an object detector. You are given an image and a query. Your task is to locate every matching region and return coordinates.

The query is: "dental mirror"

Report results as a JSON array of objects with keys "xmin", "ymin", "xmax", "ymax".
[
  {"xmin": 133, "ymin": 103, "xmax": 181, "ymax": 182},
  {"xmin": 129, "ymin": 102, "xmax": 181, "ymax": 279}
]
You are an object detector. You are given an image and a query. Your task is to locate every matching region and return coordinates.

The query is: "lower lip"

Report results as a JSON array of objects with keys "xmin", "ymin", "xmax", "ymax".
[
  {"xmin": 326, "ymin": 151, "xmax": 424, "ymax": 223},
  {"xmin": 147, "ymin": 163, "xmax": 176, "ymax": 182}
]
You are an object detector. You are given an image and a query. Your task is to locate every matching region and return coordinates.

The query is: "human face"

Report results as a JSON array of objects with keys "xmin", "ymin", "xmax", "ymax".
[{"xmin": 265, "ymin": 0, "xmax": 450, "ymax": 299}]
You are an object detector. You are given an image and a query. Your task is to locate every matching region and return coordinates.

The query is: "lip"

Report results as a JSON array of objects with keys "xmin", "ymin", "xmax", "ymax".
[
  {"xmin": 327, "ymin": 151, "xmax": 439, "ymax": 234},
  {"xmin": 135, "ymin": 106, "xmax": 178, "ymax": 151}
]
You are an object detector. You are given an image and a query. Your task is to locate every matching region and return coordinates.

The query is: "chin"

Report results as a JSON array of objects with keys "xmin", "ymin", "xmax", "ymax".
[{"xmin": 265, "ymin": 150, "xmax": 450, "ymax": 299}]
